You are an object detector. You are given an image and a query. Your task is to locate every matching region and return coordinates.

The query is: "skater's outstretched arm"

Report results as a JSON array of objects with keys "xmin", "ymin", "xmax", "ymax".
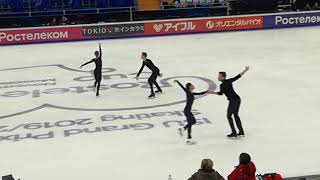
[
  {"xmin": 193, "ymin": 91, "xmax": 208, "ymax": 95},
  {"xmin": 80, "ymin": 59, "xmax": 94, "ymax": 68},
  {"xmin": 216, "ymin": 92, "xmax": 224, "ymax": 95},
  {"xmin": 228, "ymin": 74, "xmax": 241, "ymax": 82},
  {"xmin": 99, "ymin": 43, "xmax": 102, "ymax": 58},
  {"xmin": 229, "ymin": 66, "xmax": 249, "ymax": 82},
  {"xmin": 211, "ymin": 85, "xmax": 224, "ymax": 95},
  {"xmin": 136, "ymin": 62, "xmax": 145, "ymax": 78},
  {"xmin": 175, "ymin": 80, "xmax": 187, "ymax": 93},
  {"xmin": 217, "ymin": 91, "xmax": 224, "ymax": 95},
  {"xmin": 240, "ymin": 66, "xmax": 249, "ymax": 77}
]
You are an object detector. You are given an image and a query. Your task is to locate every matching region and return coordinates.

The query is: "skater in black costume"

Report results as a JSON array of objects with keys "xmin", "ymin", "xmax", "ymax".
[
  {"xmin": 80, "ymin": 43, "xmax": 102, "ymax": 97},
  {"xmin": 136, "ymin": 52, "xmax": 162, "ymax": 98},
  {"xmin": 212, "ymin": 66, "xmax": 249, "ymax": 138},
  {"xmin": 175, "ymin": 80, "xmax": 212, "ymax": 144}
]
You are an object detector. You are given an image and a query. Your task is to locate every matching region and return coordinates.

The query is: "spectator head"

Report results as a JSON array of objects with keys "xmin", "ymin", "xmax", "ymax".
[
  {"xmin": 201, "ymin": 159, "xmax": 214, "ymax": 170},
  {"xmin": 174, "ymin": 0, "xmax": 181, "ymax": 7},
  {"xmin": 239, "ymin": 153, "xmax": 251, "ymax": 165},
  {"xmin": 180, "ymin": 0, "xmax": 188, "ymax": 7},
  {"xmin": 60, "ymin": 16, "xmax": 69, "ymax": 25},
  {"xmin": 218, "ymin": 72, "xmax": 226, "ymax": 81},
  {"xmin": 141, "ymin": 52, "xmax": 147, "ymax": 60}
]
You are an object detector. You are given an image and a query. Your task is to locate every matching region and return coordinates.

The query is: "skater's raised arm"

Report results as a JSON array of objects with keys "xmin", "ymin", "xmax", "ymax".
[
  {"xmin": 80, "ymin": 59, "xmax": 94, "ymax": 68},
  {"xmin": 175, "ymin": 80, "xmax": 187, "ymax": 92},
  {"xmin": 229, "ymin": 66, "xmax": 249, "ymax": 82},
  {"xmin": 136, "ymin": 62, "xmax": 145, "ymax": 78},
  {"xmin": 99, "ymin": 43, "xmax": 102, "ymax": 58},
  {"xmin": 240, "ymin": 66, "xmax": 249, "ymax": 77},
  {"xmin": 228, "ymin": 74, "xmax": 241, "ymax": 82}
]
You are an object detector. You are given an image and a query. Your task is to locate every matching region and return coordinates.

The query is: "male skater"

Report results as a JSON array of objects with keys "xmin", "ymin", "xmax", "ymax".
[
  {"xmin": 136, "ymin": 52, "xmax": 162, "ymax": 98},
  {"xmin": 80, "ymin": 43, "xmax": 102, "ymax": 97},
  {"xmin": 213, "ymin": 66, "xmax": 249, "ymax": 138}
]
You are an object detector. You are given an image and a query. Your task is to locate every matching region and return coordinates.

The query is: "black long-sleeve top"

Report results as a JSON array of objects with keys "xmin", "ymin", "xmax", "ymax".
[
  {"xmin": 217, "ymin": 74, "xmax": 241, "ymax": 100},
  {"xmin": 177, "ymin": 81, "xmax": 208, "ymax": 112},
  {"xmin": 81, "ymin": 45, "xmax": 102, "ymax": 71},
  {"xmin": 136, "ymin": 59, "xmax": 160, "ymax": 77}
]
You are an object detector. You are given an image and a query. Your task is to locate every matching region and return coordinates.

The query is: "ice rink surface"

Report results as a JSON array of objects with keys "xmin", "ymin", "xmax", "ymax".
[{"xmin": 0, "ymin": 27, "xmax": 320, "ymax": 180}]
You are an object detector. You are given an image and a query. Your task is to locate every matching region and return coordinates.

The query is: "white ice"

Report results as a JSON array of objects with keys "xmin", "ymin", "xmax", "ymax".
[{"xmin": 0, "ymin": 27, "xmax": 320, "ymax": 180}]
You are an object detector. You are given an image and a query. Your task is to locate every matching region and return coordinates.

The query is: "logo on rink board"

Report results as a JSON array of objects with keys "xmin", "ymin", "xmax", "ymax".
[
  {"xmin": 144, "ymin": 16, "xmax": 263, "ymax": 35},
  {"xmin": 0, "ymin": 64, "xmax": 216, "ymax": 119},
  {"xmin": 82, "ymin": 23, "xmax": 145, "ymax": 38},
  {"xmin": 0, "ymin": 27, "xmax": 83, "ymax": 44}
]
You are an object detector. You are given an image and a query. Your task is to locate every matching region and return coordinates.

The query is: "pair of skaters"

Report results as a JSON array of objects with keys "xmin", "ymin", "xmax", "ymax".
[
  {"xmin": 80, "ymin": 44, "xmax": 249, "ymax": 143},
  {"xmin": 80, "ymin": 45, "xmax": 161, "ymax": 98},
  {"xmin": 176, "ymin": 66, "xmax": 249, "ymax": 144}
]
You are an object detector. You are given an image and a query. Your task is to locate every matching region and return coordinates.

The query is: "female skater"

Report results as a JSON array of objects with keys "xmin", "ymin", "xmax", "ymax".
[
  {"xmin": 175, "ymin": 80, "xmax": 211, "ymax": 144},
  {"xmin": 80, "ymin": 43, "xmax": 102, "ymax": 97}
]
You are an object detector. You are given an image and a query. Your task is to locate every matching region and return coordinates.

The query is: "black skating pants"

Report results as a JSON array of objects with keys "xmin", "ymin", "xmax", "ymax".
[
  {"xmin": 184, "ymin": 110, "xmax": 196, "ymax": 139},
  {"xmin": 148, "ymin": 71, "xmax": 161, "ymax": 94},
  {"xmin": 94, "ymin": 69, "xmax": 102, "ymax": 96},
  {"xmin": 227, "ymin": 98, "xmax": 244, "ymax": 134}
]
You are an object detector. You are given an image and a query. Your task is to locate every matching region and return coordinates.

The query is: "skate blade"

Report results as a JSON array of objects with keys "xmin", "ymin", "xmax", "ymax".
[
  {"xmin": 186, "ymin": 141, "xmax": 197, "ymax": 145},
  {"xmin": 227, "ymin": 136, "xmax": 238, "ymax": 139}
]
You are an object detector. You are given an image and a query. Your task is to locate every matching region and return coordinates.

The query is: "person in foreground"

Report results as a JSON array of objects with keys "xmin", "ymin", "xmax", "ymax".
[
  {"xmin": 228, "ymin": 153, "xmax": 256, "ymax": 180},
  {"xmin": 212, "ymin": 66, "xmax": 249, "ymax": 138},
  {"xmin": 188, "ymin": 159, "xmax": 225, "ymax": 180}
]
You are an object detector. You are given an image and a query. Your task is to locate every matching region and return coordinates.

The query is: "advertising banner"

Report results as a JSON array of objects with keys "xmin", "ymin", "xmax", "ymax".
[
  {"xmin": 264, "ymin": 11, "xmax": 320, "ymax": 28},
  {"xmin": 205, "ymin": 16, "xmax": 263, "ymax": 32},
  {"xmin": 0, "ymin": 27, "xmax": 82, "ymax": 45},
  {"xmin": 144, "ymin": 19, "xmax": 204, "ymax": 35},
  {"xmin": 144, "ymin": 16, "xmax": 263, "ymax": 35},
  {"xmin": 2, "ymin": 11, "xmax": 320, "ymax": 46},
  {"xmin": 82, "ymin": 23, "xmax": 145, "ymax": 38}
]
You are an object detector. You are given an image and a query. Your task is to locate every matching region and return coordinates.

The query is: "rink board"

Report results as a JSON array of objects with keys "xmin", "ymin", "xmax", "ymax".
[
  {"xmin": 0, "ymin": 27, "xmax": 320, "ymax": 180},
  {"xmin": 1, "ymin": 10, "xmax": 320, "ymax": 45}
]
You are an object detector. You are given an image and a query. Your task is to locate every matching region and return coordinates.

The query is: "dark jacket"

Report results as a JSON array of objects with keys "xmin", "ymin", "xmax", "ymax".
[
  {"xmin": 228, "ymin": 161, "xmax": 256, "ymax": 180},
  {"xmin": 188, "ymin": 169, "xmax": 225, "ymax": 180}
]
